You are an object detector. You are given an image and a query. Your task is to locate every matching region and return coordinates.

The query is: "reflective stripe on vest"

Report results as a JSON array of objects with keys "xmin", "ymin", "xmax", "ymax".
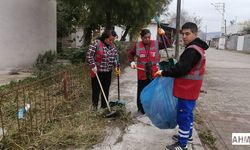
[
  {"xmin": 136, "ymin": 40, "xmax": 159, "ymax": 65},
  {"xmin": 182, "ymin": 45, "xmax": 205, "ymax": 80}
]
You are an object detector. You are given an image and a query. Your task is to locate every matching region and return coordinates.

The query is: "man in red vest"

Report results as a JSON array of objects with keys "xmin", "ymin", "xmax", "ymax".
[
  {"xmin": 128, "ymin": 28, "xmax": 171, "ymax": 115},
  {"xmin": 86, "ymin": 30, "xmax": 120, "ymax": 111},
  {"xmin": 155, "ymin": 22, "xmax": 209, "ymax": 150}
]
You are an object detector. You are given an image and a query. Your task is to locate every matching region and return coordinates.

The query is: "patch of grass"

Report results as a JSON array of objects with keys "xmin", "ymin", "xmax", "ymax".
[
  {"xmin": 1, "ymin": 93, "xmax": 132, "ymax": 150},
  {"xmin": 0, "ymin": 63, "xmax": 133, "ymax": 149},
  {"xmin": 194, "ymin": 108, "xmax": 217, "ymax": 150},
  {"xmin": 0, "ymin": 46, "xmax": 133, "ymax": 149},
  {"xmin": 199, "ymin": 129, "xmax": 217, "ymax": 150}
]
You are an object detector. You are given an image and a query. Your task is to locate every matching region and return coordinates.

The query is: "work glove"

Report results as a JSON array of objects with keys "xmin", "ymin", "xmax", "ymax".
[
  {"xmin": 115, "ymin": 67, "xmax": 121, "ymax": 76},
  {"xmin": 130, "ymin": 61, "xmax": 137, "ymax": 69},
  {"xmin": 91, "ymin": 65, "xmax": 97, "ymax": 74},
  {"xmin": 157, "ymin": 28, "xmax": 165, "ymax": 35},
  {"xmin": 154, "ymin": 70, "xmax": 163, "ymax": 76}
]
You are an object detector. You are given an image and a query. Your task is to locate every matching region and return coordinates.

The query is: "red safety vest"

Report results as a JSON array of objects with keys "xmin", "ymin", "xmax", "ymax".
[
  {"xmin": 136, "ymin": 40, "xmax": 160, "ymax": 80},
  {"xmin": 90, "ymin": 40, "xmax": 104, "ymax": 78},
  {"xmin": 173, "ymin": 45, "xmax": 206, "ymax": 100}
]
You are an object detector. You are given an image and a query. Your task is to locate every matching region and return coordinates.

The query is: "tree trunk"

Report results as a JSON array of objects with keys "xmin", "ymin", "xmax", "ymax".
[
  {"xmin": 105, "ymin": 11, "xmax": 112, "ymax": 30},
  {"xmin": 83, "ymin": 27, "xmax": 92, "ymax": 47},
  {"xmin": 120, "ymin": 25, "xmax": 131, "ymax": 41}
]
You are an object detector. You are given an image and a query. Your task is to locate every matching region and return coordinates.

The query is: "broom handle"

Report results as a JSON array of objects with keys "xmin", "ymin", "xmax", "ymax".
[
  {"xmin": 95, "ymin": 72, "xmax": 111, "ymax": 111},
  {"xmin": 117, "ymin": 75, "xmax": 120, "ymax": 100},
  {"xmin": 155, "ymin": 16, "xmax": 170, "ymax": 59},
  {"xmin": 161, "ymin": 35, "xmax": 170, "ymax": 59}
]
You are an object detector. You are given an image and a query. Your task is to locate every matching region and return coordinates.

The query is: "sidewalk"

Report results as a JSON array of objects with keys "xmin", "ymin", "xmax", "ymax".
[
  {"xmin": 91, "ymin": 67, "xmax": 204, "ymax": 150},
  {"xmin": 0, "ymin": 71, "xmax": 31, "ymax": 85}
]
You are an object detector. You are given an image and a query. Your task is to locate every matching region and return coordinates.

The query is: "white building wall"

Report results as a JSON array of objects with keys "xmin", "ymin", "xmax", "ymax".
[
  {"xmin": 115, "ymin": 26, "xmax": 129, "ymax": 41},
  {"xmin": 237, "ymin": 36, "xmax": 244, "ymax": 51},
  {"xmin": 115, "ymin": 23, "xmax": 157, "ymax": 42},
  {"xmin": 146, "ymin": 23, "xmax": 157, "ymax": 40},
  {"xmin": 76, "ymin": 28, "xmax": 84, "ymax": 48},
  {"xmin": 0, "ymin": 0, "xmax": 57, "ymax": 73}
]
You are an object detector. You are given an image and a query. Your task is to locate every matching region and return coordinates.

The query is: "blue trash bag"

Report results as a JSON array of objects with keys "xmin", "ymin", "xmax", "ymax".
[{"xmin": 140, "ymin": 77, "xmax": 177, "ymax": 129}]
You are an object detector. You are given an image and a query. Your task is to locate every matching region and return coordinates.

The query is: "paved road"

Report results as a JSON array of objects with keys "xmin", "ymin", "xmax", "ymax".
[{"xmin": 199, "ymin": 48, "xmax": 250, "ymax": 150}]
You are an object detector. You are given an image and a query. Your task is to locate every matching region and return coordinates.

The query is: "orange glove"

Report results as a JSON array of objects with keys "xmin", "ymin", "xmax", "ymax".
[
  {"xmin": 115, "ymin": 67, "xmax": 121, "ymax": 76},
  {"xmin": 158, "ymin": 28, "xmax": 165, "ymax": 35},
  {"xmin": 154, "ymin": 70, "xmax": 163, "ymax": 76}
]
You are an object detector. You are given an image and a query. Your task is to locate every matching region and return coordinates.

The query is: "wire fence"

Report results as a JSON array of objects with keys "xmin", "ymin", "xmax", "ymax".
[{"xmin": 0, "ymin": 65, "xmax": 89, "ymax": 140}]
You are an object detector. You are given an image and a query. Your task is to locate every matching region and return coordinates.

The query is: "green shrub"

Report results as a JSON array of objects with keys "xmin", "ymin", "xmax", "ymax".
[
  {"xmin": 57, "ymin": 47, "xmax": 87, "ymax": 63},
  {"xmin": 34, "ymin": 50, "xmax": 57, "ymax": 70}
]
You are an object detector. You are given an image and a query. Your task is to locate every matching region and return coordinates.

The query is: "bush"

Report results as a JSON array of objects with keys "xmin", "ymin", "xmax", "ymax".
[
  {"xmin": 34, "ymin": 50, "xmax": 57, "ymax": 71},
  {"xmin": 57, "ymin": 47, "xmax": 87, "ymax": 63}
]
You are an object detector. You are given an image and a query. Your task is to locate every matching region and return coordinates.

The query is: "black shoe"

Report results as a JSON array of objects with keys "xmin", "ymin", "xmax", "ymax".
[
  {"xmin": 101, "ymin": 105, "xmax": 107, "ymax": 109},
  {"xmin": 91, "ymin": 105, "xmax": 97, "ymax": 111},
  {"xmin": 172, "ymin": 134, "xmax": 193, "ymax": 143},
  {"xmin": 165, "ymin": 142, "xmax": 188, "ymax": 150}
]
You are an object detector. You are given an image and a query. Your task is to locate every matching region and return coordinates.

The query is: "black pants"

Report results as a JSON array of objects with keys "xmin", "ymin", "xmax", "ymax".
[
  {"xmin": 137, "ymin": 79, "xmax": 152, "ymax": 114},
  {"xmin": 91, "ymin": 71, "xmax": 112, "ymax": 108}
]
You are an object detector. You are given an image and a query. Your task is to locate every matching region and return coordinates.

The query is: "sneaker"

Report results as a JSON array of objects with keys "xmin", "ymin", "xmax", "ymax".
[
  {"xmin": 165, "ymin": 142, "xmax": 188, "ymax": 150},
  {"xmin": 172, "ymin": 134, "xmax": 193, "ymax": 143}
]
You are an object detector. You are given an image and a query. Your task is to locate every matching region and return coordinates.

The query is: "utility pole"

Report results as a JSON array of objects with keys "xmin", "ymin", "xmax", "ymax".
[
  {"xmin": 211, "ymin": 2, "xmax": 226, "ymax": 36},
  {"xmin": 175, "ymin": 0, "xmax": 181, "ymax": 59},
  {"xmin": 205, "ymin": 25, "xmax": 207, "ymax": 41}
]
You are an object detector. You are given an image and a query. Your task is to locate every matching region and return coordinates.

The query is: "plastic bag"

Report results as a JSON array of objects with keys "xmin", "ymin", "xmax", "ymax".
[{"xmin": 141, "ymin": 77, "xmax": 177, "ymax": 129}]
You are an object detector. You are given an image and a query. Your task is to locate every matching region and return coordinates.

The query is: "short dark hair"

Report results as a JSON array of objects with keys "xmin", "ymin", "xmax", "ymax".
[
  {"xmin": 140, "ymin": 29, "xmax": 151, "ymax": 37},
  {"xmin": 181, "ymin": 22, "xmax": 198, "ymax": 33}
]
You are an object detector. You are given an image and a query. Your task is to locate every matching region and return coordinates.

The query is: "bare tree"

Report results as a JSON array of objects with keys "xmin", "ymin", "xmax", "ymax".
[{"xmin": 168, "ymin": 10, "xmax": 202, "ymax": 30}]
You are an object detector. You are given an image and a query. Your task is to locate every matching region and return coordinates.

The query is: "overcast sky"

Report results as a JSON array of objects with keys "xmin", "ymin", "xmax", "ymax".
[{"xmin": 167, "ymin": 0, "xmax": 250, "ymax": 33}]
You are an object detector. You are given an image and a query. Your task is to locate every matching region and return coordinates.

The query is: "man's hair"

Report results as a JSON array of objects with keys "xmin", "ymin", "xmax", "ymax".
[
  {"xmin": 181, "ymin": 22, "xmax": 198, "ymax": 33},
  {"xmin": 140, "ymin": 29, "xmax": 151, "ymax": 37}
]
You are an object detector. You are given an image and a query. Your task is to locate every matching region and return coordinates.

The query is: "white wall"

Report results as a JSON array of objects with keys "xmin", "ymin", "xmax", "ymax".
[
  {"xmin": 218, "ymin": 37, "xmax": 226, "ymax": 50},
  {"xmin": 237, "ymin": 36, "xmax": 244, "ymax": 51},
  {"xmin": 70, "ymin": 28, "xmax": 84, "ymax": 48},
  {"xmin": 115, "ymin": 23, "xmax": 158, "ymax": 42},
  {"xmin": 115, "ymin": 26, "xmax": 129, "ymax": 41},
  {"xmin": 146, "ymin": 23, "xmax": 157, "ymax": 40},
  {"xmin": 0, "ymin": 0, "xmax": 56, "ymax": 73}
]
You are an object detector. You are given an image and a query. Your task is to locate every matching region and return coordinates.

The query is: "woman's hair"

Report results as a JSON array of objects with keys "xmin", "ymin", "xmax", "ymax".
[
  {"xmin": 140, "ymin": 29, "xmax": 151, "ymax": 37},
  {"xmin": 100, "ymin": 30, "xmax": 117, "ymax": 41}
]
